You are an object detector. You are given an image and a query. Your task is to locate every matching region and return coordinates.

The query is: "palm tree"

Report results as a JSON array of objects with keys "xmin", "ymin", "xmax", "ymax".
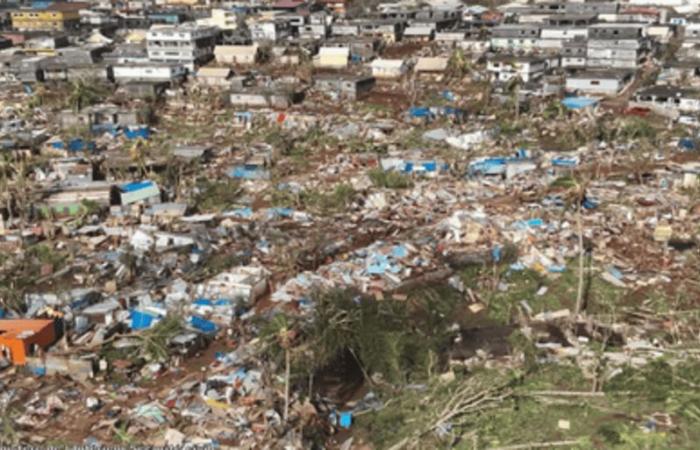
[
  {"xmin": 67, "ymin": 78, "xmax": 106, "ymax": 112},
  {"xmin": 551, "ymin": 174, "xmax": 591, "ymax": 317},
  {"xmin": 264, "ymin": 315, "xmax": 297, "ymax": 422},
  {"xmin": 446, "ymin": 48, "xmax": 471, "ymax": 80}
]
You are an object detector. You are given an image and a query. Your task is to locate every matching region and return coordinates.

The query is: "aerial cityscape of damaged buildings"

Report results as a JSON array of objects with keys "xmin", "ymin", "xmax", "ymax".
[{"xmin": 1, "ymin": 0, "xmax": 700, "ymax": 447}]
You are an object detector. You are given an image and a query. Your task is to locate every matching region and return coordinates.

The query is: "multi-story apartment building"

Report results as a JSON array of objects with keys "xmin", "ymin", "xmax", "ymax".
[
  {"xmin": 11, "ymin": 2, "xmax": 86, "ymax": 31},
  {"xmin": 146, "ymin": 24, "xmax": 219, "ymax": 71}
]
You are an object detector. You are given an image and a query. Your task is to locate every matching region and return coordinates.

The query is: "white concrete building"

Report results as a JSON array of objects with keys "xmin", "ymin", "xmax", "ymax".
[
  {"xmin": 566, "ymin": 70, "xmax": 633, "ymax": 95},
  {"xmin": 146, "ymin": 24, "xmax": 219, "ymax": 71},
  {"xmin": 486, "ymin": 55, "xmax": 546, "ymax": 83},
  {"xmin": 112, "ymin": 62, "xmax": 187, "ymax": 83}
]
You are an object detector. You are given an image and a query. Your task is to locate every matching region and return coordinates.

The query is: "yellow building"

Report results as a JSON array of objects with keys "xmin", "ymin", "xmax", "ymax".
[{"xmin": 11, "ymin": 2, "xmax": 86, "ymax": 32}]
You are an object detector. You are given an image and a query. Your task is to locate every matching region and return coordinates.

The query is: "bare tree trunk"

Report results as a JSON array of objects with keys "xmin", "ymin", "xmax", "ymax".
[
  {"xmin": 575, "ymin": 199, "xmax": 584, "ymax": 316},
  {"xmin": 284, "ymin": 347, "xmax": 290, "ymax": 422}
]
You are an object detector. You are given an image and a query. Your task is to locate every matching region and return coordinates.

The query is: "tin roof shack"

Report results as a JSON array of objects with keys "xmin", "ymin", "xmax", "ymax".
[
  {"xmin": 0, "ymin": 319, "xmax": 58, "ymax": 365},
  {"xmin": 120, "ymin": 82, "xmax": 170, "ymax": 99},
  {"xmin": 116, "ymin": 180, "xmax": 161, "ymax": 206},
  {"xmin": 403, "ymin": 22, "xmax": 435, "ymax": 42},
  {"xmin": 314, "ymin": 74, "xmax": 375, "ymax": 100},
  {"xmin": 40, "ymin": 181, "xmax": 111, "ymax": 217},
  {"xmin": 414, "ymin": 57, "xmax": 448, "ymax": 80},
  {"xmin": 486, "ymin": 55, "xmax": 546, "ymax": 83},
  {"xmin": 249, "ymin": 19, "xmax": 292, "ymax": 43},
  {"xmin": 565, "ymin": 70, "xmax": 633, "ymax": 95},
  {"xmin": 315, "ymin": 46, "xmax": 349, "ymax": 68},
  {"xmin": 230, "ymin": 84, "xmax": 305, "ymax": 109},
  {"xmin": 357, "ymin": 18, "xmax": 405, "ymax": 43},
  {"xmin": 103, "ymin": 43, "xmax": 149, "ymax": 65},
  {"xmin": 23, "ymin": 35, "xmax": 69, "ymax": 55},
  {"xmin": 195, "ymin": 66, "xmax": 233, "ymax": 87},
  {"xmin": 197, "ymin": 266, "xmax": 269, "ymax": 304},
  {"xmin": 633, "ymin": 86, "xmax": 700, "ymax": 117},
  {"xmin": 0, "ymin": 52, "xmax": 41, "ymax": 83},
  {"xmin": 659, "ymin": 60, "xmax": 700, "ymax": 86},
  {"xmin": 112, "ymin": 62, "xmax": 187, "ymax": 84},
  {"xmin": 60, "ymin": 104, "xmax": 145, "ymax": 132},
  {"xmin": 325, "ymin": 36, "xmax": 380, "ymax": 62},
  {"xmin": 214, "ymin": 44, "xmax": 259, "ymax": 65},
  {"xmin": 370, "ymin": 58, "xmax": 410, "ymax": 79}
]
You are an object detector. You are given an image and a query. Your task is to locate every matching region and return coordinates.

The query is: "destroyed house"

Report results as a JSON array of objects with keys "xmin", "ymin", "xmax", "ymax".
[
  {"xmin": 313, "ymin": 74, "xmax": 375, "ymax": 100},
  {"xmin": 229, "ymin": 85, "xmax": 305, "ymax": 109},
  {"xmin": 356, "ymin": 19, "xmax": 405, "ymax": 42},
  {"xmin": 195, "ymin": 66, "xmax": 233, "ymax": 87},
  {"xmin": 60, "ymin": 105, "xmax": 144, "ymax": 132},
  {"xmin": 414, "ymin": 57, "xmax": 449, "ymax": 76},
  {"xmin": 634, "ymin": 86, "xmax": 700, "ymax": 113},
  {"xmin": 0, "ymin": 319, "xmax": 59, "ymax": 365},
  {"xmin": 370, "ymin": 58, "xmax": 410, "ymax": 78},
  {"xmin": 324, "ymin": 37, "xmax": 379, "ymax": 62},
  {"xmin": 41, "ymin": 181, "xmax": 112, "ymax": 216}
]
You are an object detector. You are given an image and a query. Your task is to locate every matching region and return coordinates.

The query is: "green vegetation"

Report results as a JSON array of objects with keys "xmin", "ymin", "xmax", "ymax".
[
  {"xmin": 195, "ymin": 178, "xmax": 243, "ymax": 212},
  {"xmin": 368, "ymin": 168, "xmax": 413, "ymax": 189},
  {"xmin": 261, "ymin": 287, "xmax": 464, "ymax": 387},
  {"xmin": 272, "ymin": 184, "xmax": 356, "ymax": 215}
]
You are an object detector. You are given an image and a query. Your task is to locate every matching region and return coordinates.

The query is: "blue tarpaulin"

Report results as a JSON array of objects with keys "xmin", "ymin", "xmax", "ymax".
[
  {"xmin": 551, "ymin": 156, "xmax": 579, "ymax": 167},
  {"xmin": 562, "ymin": 97, "xmax": 598, "ymax": 110},
  {"xmin": 678, "ymin": 138, "xmax": 696, "ymax": 150},
  {"xmin": 266, "ymin": 207, "xmax": 294, "ymax": 219},
  {"xmin": 409, "ymin": 107, "xmax": 434, "ymax": 118},
  {"xmin": 339, "ymin": 411, "xmax": 353, "ymax": 429},
  {"xmin": 121, "ymin": 180, "xmax": 155, "ymax": 192},
  {"xmin": 67, "ymin": 138, "xmax": 96, "ymax": 152},
  {"xmin": 130, "ymin": 309, "xmax": 158, "ymax": 330},
  {"xmin": 513, "ymin": 218, "xmax": 544, "ymax": 230},
  {"xmin": 469, "ymin": 157, "xmax": 507, "ymax": 176},
  {"xmin": 190, "ymin": 315, "xmax": 218, "ymax": 334},
  {"xmin": 229, "ymin": 165, "xmax": 270, "ymax": 180},
  {"xmin": 124, "ymin": 126, "xmax": 150, "ymax": 140}
]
